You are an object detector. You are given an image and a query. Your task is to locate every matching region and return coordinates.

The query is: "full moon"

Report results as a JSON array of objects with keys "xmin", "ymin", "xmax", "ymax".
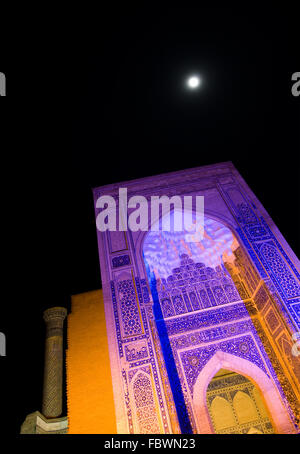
[{"xmin": 186, "ymin": 75, "xmax": 201, "ymax": 89}]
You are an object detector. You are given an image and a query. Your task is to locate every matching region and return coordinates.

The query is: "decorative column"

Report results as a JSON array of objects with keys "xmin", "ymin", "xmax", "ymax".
[{"xmin": 42, "ymin": 307, "xmax": 67, "ymax": 419}]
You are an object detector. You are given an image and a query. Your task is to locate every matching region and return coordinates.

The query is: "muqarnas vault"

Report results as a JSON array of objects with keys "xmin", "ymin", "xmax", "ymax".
[{"xmin": 67, "ymin": 161, "xmax": 300, "ymax": 434}]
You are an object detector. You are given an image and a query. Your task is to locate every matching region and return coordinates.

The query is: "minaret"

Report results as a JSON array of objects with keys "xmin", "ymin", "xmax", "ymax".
[
  {"xmin": 20, "ymin": 306, "xmax": 68, "ymax": 433},
  {"xmin": 42, "ymin": 307, "xmax": 67, "ymax": 418}
]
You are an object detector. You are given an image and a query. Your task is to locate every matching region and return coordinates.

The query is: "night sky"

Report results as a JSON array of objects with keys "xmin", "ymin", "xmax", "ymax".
[{"xmin": 1, "ymin": 4, "xmax": 299, "ymax": 434}]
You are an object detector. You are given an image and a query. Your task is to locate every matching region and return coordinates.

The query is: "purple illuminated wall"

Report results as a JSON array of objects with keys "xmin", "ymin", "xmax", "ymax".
[{"xmin": 93, "ymin": 162, "xmax": 300, "ymax": 434}]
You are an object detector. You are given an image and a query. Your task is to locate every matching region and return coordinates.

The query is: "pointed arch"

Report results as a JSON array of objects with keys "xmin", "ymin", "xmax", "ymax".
[
  {"xmin": 210, "ymin": 396, "xmax": 235, "ymax": 431},
  {"xmin": 233, "ymin": 391, "xmax": 257, "ymax": 424},
  {"xmin": 192, "ymin": 351, "xmax": 295, "ymax": 434},
  {"xmin": 130, "ymin": 370, "xmax": 161, "ymax": 434},
  {"xmin": 136, "ymin": 207, "xmax": 240, "ymax": 279}
]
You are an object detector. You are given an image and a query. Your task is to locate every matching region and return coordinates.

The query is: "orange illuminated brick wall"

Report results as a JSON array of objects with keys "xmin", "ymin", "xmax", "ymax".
[{"xmin": 66, "ymin": 289, "xmax": 117, "ymax": 434}]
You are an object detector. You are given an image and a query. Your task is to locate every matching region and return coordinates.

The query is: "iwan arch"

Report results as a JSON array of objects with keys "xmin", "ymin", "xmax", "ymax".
[{"xmin": 65, "ymin": 162, "xmax": 300, "ymax": 434}]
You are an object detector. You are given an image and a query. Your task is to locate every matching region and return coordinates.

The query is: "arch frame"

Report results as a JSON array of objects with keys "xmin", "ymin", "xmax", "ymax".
[
  {"xmin": 192, "ymin": 351, "xmax": 296, "ymax": 434},
  {"xmin": 137, "ymin": 207, "xmax": 298, "ymax": 434}
]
